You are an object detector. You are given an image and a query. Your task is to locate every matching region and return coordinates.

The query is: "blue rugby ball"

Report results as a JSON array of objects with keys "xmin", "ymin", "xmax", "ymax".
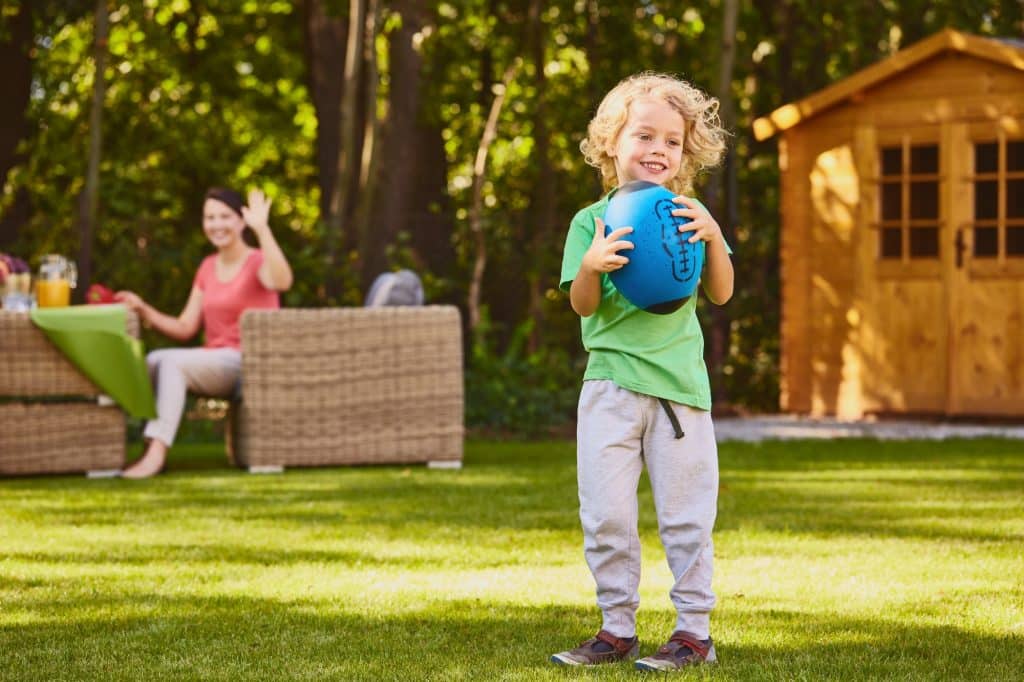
[{"xmin": 603, "ymin": 181, "xmax": 704, "ymax": 314}]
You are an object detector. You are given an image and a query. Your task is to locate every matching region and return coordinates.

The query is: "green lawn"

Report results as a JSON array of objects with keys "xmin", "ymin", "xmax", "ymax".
[{"xmin": 1, "ymin": 438, "xmax": 1022, "ymax": 681}]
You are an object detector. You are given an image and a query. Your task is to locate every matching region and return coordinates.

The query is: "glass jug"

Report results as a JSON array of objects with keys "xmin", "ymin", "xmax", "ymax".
[{"xmin": 36, "ymin": 254, "xmax": 77, "ymax": 308}]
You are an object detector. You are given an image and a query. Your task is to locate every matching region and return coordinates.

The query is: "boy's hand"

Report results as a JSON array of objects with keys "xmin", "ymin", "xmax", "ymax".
[
  {"xmin": 672, "ymin": 196, "xmax": 723, "ymax": 244},
  {"xmin": 581, "ymin": 217, "xmax": 634, "ymax": 273}
]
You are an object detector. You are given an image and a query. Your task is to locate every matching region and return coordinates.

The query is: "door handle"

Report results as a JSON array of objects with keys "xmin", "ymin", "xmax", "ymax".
[{"xmin": 955, "ymin": 228, "xmax": 967, "ymax": 268}]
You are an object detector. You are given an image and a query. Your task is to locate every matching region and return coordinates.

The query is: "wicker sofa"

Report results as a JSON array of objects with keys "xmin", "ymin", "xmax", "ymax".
[
  {"xmin": 0, "ymin": 310, "xmax": 139, "ymax": 476},
  {"xmin": 227, "ymin": 306, "xmax": 464, "ymax": 471}
]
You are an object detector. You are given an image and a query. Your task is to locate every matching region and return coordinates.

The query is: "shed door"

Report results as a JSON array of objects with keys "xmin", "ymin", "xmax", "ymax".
[
  {"xmin": 870, "ymin": 124, "xmax": 1024, "ymax": 416},
  {"xmin": 948, "ymin": 129, "xmax": 1024, "ymax": 415},
  {"xmin": 868, "ymin": 135, "xmax": 948, "ymax": 413}
]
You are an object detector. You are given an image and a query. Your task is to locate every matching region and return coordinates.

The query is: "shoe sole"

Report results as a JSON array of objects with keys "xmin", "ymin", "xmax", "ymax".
[
  {"xmin": 550, "ymin": 644, "xmax": 640, "ymax": 666},
  {"xmin": 634, "ymin": 644, "xmax": 717, "ymax": 671},
  {"xmin": 550, "ymin": 654, "xmax": 584, "ymax": 666}
]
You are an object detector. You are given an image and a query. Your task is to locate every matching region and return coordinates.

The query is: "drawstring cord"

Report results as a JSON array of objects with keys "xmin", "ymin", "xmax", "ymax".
[{"xmin": 658, "ymin": 398, "xmax": 685, "ymax": 439}]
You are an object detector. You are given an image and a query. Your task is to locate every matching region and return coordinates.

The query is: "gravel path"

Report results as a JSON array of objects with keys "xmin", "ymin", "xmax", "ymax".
[{"xmin": 714, "ymin": 415, "xmax": 1024, "ymax": 442}]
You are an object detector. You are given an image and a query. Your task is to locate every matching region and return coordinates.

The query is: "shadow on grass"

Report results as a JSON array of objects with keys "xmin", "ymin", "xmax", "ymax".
[
  {"xmin": 3, "ymin": 439, "xmax": 1023, "ymax": 546},
  {"xmin": 716, "ymin": 439, "xmax": 1024, "ymax": 544},
  {"xmin": 2, "ymin": 440, "xmax": 1024, "ymax": 679},
  {"xmin": 1, "ymin": 595, "xmax": 1022, "ymax": 681},
  {"xmin": 0, "ymin": 442, "xmax": 581, "ymax": 536}
]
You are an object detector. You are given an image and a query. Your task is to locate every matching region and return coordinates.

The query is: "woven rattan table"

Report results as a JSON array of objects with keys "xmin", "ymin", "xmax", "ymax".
[
  {"xmin": 0, "ymin": 309, "xmax": 139, "ymax": 476},
  {"xmin": 228, "ymin": 306, "xmax": 464, "ymax": 471}
]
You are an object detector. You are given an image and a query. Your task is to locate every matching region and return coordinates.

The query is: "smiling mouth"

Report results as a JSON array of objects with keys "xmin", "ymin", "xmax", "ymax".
[{"xmin": 642, "ymin": 162, "xmax": 667, "ymax": 172}]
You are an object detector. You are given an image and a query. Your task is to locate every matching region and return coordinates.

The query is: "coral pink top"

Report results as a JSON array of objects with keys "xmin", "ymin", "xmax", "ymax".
[{"xmin": 193, "ymin": 250, "xmax": 279, "ymax": 349}]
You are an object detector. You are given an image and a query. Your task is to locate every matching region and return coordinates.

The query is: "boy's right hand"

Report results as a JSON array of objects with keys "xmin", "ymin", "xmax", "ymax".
[{"xmin": 581, "ymin": 217, "xmax": 633, "ymax": 273}]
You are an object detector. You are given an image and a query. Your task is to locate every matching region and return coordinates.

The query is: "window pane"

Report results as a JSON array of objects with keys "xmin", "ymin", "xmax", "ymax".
[
  {"xmin": 881, "ymin": 228, "xmax": 902, "ymax": 258},
  {"xmin": 975, "ymin": 142, "xmax": 998, "ymax": 173},
  {"xmin": 909, "ymin": 227, "xmax": 939, "ymax": 258},
  {"xmin": 974, "ymin": 227, "xmax": 998, "ymax": 257},
  {"xmin": 975, "ymin": 180, "xmax": 998, "ymax": 219},
  {"xmin": 1008, "ymin": 227, "xmax": 1024, "ymax": 256},
  {"xmin": 882, "ymin": 182, "xmax": 902, "ymax": 219},
  {"xmin": 1008, "ymin": 179, "xmax": 1024, "ymax": 218},
  {"xmin": 881, "ymin": 147, "xmax": 902, "ymax": 176},
  {"xmin": 910, "ymin": 145, "xmax": 938, "ymax": 174},
  {"xmin": 1008, "ymin": 141, "xmax": 1024, "ymax": 172},
  {"xmin": 910, "ymin": 181, "xmax": 938, "ymax": 219}
]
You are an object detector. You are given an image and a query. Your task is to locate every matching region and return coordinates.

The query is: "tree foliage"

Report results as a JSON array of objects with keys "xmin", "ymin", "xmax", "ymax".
[{"xmin": 2, "ymin": 0, "xmax": 1022, "ymax": 432}]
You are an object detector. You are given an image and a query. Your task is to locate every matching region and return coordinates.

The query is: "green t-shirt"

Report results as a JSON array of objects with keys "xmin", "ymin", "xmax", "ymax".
[{"xmin": 559, "ymin": 190, "xmax": 730, "ymax": 410}]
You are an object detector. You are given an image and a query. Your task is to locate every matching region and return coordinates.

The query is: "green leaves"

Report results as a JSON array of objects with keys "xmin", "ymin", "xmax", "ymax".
[
  {"xmin": 5, "ymin": 0, "xmax": 1022, "ymax": 414},
  {"xmin": 7, "ymin": 0, "xmax": 320, "ymax": 319}
]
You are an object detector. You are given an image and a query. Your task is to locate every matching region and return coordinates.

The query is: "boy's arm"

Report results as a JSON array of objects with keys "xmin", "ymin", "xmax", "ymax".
[
  {"xmin": 702, "ymin": 235, "xmax": 734, "ymax": 305},
  {"xmin": 569, "ymin": 264, "xmax": 603, "ymax": 317},
  {"xmin": 671, "ymin": 196, "xmax": 734, "ymax": 305},
  {"xmin": 569, "ymin": 217, "xmax": 634, "ymax": 317}
]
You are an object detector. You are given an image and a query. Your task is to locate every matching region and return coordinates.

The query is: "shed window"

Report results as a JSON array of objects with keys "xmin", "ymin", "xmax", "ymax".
[
  {"xmin": 972, "ymin": 139, "xmax": 1024, "ymax": 258},
  {"xmin": 878, "ymin": 143, "xmax": 940, "ymax": 260}
]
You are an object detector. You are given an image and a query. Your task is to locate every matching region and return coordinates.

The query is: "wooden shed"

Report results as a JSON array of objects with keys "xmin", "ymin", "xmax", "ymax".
[{"xmin": 754, "ymin": 29, "xmax": 1024, "ymax": 419}]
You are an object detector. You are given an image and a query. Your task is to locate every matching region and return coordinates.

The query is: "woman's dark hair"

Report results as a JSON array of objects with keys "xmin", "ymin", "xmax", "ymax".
[{"xmin": 204, "ymin": 187, "xmax": 245, "ymax": 217}]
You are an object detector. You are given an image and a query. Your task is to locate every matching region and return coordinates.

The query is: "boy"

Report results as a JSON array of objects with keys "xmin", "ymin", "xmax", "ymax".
[{"xmin": 551, "ymin": 72, "xmax": 730, "ymax": 672}]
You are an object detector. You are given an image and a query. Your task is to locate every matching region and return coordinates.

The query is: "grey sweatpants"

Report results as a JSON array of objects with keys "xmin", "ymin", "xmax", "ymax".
[
  {"xmin": 143, "ymin": 347, "xmax": 242, "ymax": 447},
  {"xmin": 576, "ymin": 380, "xmax": 719, "ymax": 639}
]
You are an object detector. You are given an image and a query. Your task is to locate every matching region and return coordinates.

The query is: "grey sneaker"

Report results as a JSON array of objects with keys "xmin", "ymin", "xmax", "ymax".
[
  {"xmin": 634, "ymin": 631, "xmax": 716, "ymax": 671},
  {"xmin": 550, "ymin": 630, "xmax": 640, "ymax": 666}
]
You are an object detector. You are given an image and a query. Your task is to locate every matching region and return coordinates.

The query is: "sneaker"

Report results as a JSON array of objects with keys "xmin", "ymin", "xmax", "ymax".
[
  {"xmin": 634, "ymin": 631, "xmax": 716, "ymax": 671},
  {"xmin": 550, "ymin": 630, "xmax": 640, "ymax": 666}
]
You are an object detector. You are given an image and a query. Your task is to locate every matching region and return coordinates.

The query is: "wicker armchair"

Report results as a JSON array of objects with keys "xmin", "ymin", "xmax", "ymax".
[
  {"xmin": 228, "ymin": 306, "xmax": 464, "ymax": 471},
  {"xmin": 0, "ymin": 310, "xmax": 139, "ymax": 476}
]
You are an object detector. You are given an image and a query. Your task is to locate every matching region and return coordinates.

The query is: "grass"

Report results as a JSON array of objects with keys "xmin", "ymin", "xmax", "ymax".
[{"xmin": 1, "ymin": 438, "xmax": 1022, "ymax": 681}]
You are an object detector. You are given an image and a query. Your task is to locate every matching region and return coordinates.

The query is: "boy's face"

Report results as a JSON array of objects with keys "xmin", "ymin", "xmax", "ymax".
[{"xmin": 610, "ymin": 97, "xmax": 685, "ymax": 188}]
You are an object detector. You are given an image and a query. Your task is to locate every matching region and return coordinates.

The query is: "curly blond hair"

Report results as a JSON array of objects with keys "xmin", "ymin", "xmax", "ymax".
[{"xmin": 580, "ymin": 72, "xmax": 727, "ymax": 195}]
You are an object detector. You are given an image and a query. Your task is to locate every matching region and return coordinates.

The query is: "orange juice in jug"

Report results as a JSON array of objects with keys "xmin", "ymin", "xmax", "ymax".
[
  {"xmin": 36, "ymin": 278, "xmax": 71, "ymax": 307},
  {"xmin": 36, "ymin": 254, "xmax": 77, "ymax": 307}
]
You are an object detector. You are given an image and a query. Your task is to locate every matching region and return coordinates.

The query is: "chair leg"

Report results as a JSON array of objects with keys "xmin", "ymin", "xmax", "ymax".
[
  {"xmin": 86, "ymin": 469, "xmax": 121, "ymax": 478},
  {"xmin": 248, "ymin": 465, "xmax": 284, "ymax": 474},
  {"xmin": 427, "ymin": 460, "xmax": 462, "ymax": 470},
  {"xmin": 225, "ymin": 399, "xmax": 241, "ymax": 467}
]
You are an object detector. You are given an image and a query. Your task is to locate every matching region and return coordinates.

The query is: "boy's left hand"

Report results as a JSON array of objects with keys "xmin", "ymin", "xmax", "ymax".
[{"xmin": 671, "ymin": 196, "xmax": 723, "ymax": 244}]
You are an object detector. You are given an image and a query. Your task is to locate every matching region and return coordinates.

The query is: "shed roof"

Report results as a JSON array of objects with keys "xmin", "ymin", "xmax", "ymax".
[{"xmin": 753, "ymin": 29, "xmax": 1024, "ymax": 141}]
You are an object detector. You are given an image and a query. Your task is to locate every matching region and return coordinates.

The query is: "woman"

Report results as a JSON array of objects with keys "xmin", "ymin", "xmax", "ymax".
[{"xmin": 116, "ymin": 187, "xmax": 293, "ymax": 478}]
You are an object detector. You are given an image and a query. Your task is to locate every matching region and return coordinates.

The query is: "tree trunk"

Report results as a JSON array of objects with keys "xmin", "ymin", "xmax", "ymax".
[
  {"xmin": 772, "ymin": 0, "xmax": 799, "ymax": 103},
  {"xmin": 361, "ymin": 0, "xmax": 453, "ymax": 289},
  {"xmin": 316, "ymin": 0, "xmax": 369, "ymax": 300},
  {"xmin": 583, "ymin": 0, "xmax": 604, "ymax": 197},
  {"xmin": 467, "ymin": 64, "xmax": 516, "ymax": 333},
  {"xmin": 76, "ymin": 0, "xmax": 109, "ymax": 302},
  {"xmin": 369, "ymin": 1, "xmax": 452, "ymax": 288},
  {"xmin": 704, "ymin": 0, "xmax": 738, "ymax": 408},
  {"xmin": 0, "ymin": 1, "xmax": 34, "ymax": 248},
  {"xmin": 302, "ymin": 0, "xmax": 347, "ymax": 224},
  {"xmin": 525, "ymin": 0, "xmax": 556, "ymax": 352},
  {"xmin": 352, "ymin": 0, "xmax": 382, "ymax": 290},
  {"xmin": 406, "ymin": 119, "xmax": 454, "ymax": 280},
  {"xmin": 361, "ymin": 0, "xmax": 425, "ymax": 291}
]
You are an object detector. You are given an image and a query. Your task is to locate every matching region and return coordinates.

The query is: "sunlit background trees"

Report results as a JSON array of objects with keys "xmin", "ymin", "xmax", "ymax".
[{"xmin": 2, "ymin": 0, "xmax": 1021, "ymax": 434}]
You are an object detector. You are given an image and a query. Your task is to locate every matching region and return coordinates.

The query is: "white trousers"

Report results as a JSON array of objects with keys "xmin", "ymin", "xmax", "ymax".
[
  {"xmin": 576, "ymin": 380, "xmax": 719, "ymax": 639},
  {"xmin": 143, "ymin": 347, "xmax": 242, "ymax": 447}
]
